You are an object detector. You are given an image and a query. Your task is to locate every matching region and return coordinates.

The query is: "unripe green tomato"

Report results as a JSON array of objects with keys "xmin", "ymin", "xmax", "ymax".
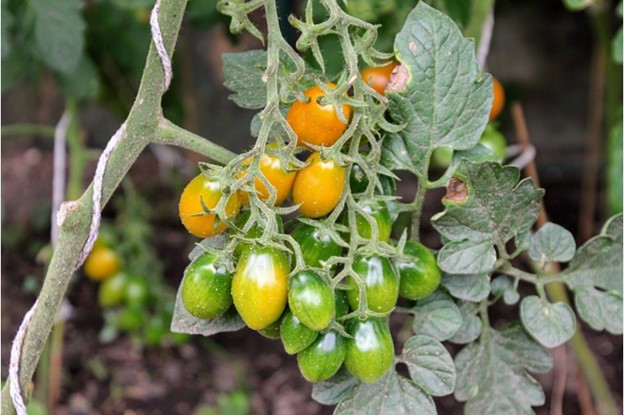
[
  {"xmin": 117, "ymin": 306, "xmax": 145, "ymax": 332},
  {"xmin": 288, "ymin": 270, "xmax": 335, "ymax": 331},
  {"xmin": 431, "ymin": 147, "xmax": 454, "ymax": 169},
  {"xmin": 344, "ymin": 317, "xmax": 394, "ymax": 383},
  {"xmin": 479, "ymin": 124, "xmax": 506, "ymax": 161},
  {"xmin": 334, "ymin": 289, "xmax": 350, "ymax": 318},
  {"xmin": 355, "ymin": 202, "xmax": 392, "ymax": 242},
  {"xmin": 280, "ymin": 309, "xmax": 319, "ymax": 354},
  {"xmin": 181, "ymin": 252, "xmax": 233, "ymax": 320},
  {"xmin": 171, "ymin": 332, "xmax": 191, "ymax": 345},
  {"xmin": 98, "ymin": 272, "xmax": 129, "ymax": 308},
  {"xmin": 349, "ymin": 164, "xmax": 396, "ymax": 196},
  {"xmin": 124, "ymin": 276, "xmax": 151, "ymax": 307},
  {"xmin": 346, "ymin": 255, "xmax": 399, "ymax": 313},
  {"xmin": 258, "ymin": 317, "xmax": 282, "ymax": 339},
  {"xmin": 144, "ymin": 314, "xmax": 168, "ymax": 346},
  {"xmin": 232, "ymin": 246, "xmax": 290, "ymax": 330},
  {"xmin": 297, "ymin": 330, "xmax": 347, "ymax": 382},
  {"xmin": 291, "ymin": 223, "xmax": 343, "ymax": 268},
  {"xmin": 396, "ymin": 241, "xmax": 441, "ymax": 300}
]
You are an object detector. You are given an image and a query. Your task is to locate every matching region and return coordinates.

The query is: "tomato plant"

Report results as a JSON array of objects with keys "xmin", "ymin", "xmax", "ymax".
[
  {"xmin": 292, "ymin": 152, "xmax": 346, "ymax": 218},
  {"xmin": 286, "ymin": 83, "xmax": 352, "ymax": 148}
]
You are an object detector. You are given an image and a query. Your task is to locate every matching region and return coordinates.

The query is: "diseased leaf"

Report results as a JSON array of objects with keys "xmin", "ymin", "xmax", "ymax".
[
  {"xmin": 455, "ymin": 324, "xmax": 553, "ymax": 415},
  {"xmin": 448, "ymin": 302, "xmax": 482, "ymax": 344},
  {"xmin": 401, "ymin": 335, "xmax": 455, "ymax": 396},
  {"xmin": 30, "ymin": 0, "xmax": 86, "ymax": 74},
  {"xmin": 520, "ymin": 296, "xmax": 576, "ymax": 348},
  {"xmin": 432, "ymin": 161, "xmax": 544, "ymax": 274},
  {"xmin": 381, "ymin": 1, "xmax": 491, "ymax": 177},
  {"xmin": 528, "ymin": 223, "xmax": 576, "ymax": 263},
  {"xmin": 564, "ymin": 214, "xmax": 623, "ymax": 293},
  {"xmin": 334, "ymin": 370, "xmax": 436, "ymax": 415},
  {"xmin": 574, "ymin": 286, "xmax": 623, "ymax": 334},
  {"xmin": 412, "ymin": 291, "xmax": 462, "ymax": 341},
  {"xmin": 311, "ymin": 368, "xmax": 358, "ymax": 405},
  {"xmin": 441, "ymin": 273, "xmax": 490, "ymax": 302}
]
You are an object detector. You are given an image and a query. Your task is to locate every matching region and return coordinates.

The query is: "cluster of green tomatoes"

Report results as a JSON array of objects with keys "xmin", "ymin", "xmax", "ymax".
[{"xmin": 177, "ymin": 62, "xmax": 445, "ymax": 384}]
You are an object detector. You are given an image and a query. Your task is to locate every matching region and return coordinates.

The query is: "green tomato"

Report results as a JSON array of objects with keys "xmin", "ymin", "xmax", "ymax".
[
  {"xmin": 258, "ymin": 317, "xmax": 282, "ymax": 339},
  {"xmin": 117, "ymin": 306, "xmax": 145, "ymax": 332},
  {"xmin": 344, "ymin": 317, "xmax": 394, "ymax": 383},
  {"xmin": 144, "ymin": 314, "xmax": 168, "ymax": 346},
  {"xmin": 98, "ymin": 272, "xmax": 129, "ymax": 308},
  {"xmin": 291, "ymin": 223, "xmax": 343, "ymax": 268},
  {"xmin": 280, "ymin": 309, "xmax": 319, "ymax": 354},
  {"xmin": 288, "ymin": 270, "xmax": 335, "ymax": 331},
  {"xmin": 334, "ymin": 289, "xmax": 350, "ymax": 318},
  {"xmin": 232, "ymin": 246, "xmax": 289, "ymax": 330},
  {"xmin": 355, "ymin": 202, "xmax": 392, "ymax": 242},
  {"xmin": 297, "ymin": 330, "xmax": 347, "ymax": 382},
  {"xmin": 349, "ymin": 164, "xmax": 396, "ymax": 196},
  {"xmin": 431, "ymin": 147, "xmax": 454, "ymax": 169},
  {"xmin": 396, "ymin": 241, "xmax": 441, "ymax": 300},
  {"xmin": 346, "ymin": 255, "xmax": 399, "ymax": 313},
  {"xmin": 124, "ymin": 276, "xmax": 151, "ymax": 307},
  {"xmin": 170, "ymin": 332, "xmax": 191, "ymax": 345},
  {"xmin": 181, "ymin": 252, "xmax": 233, "ymax": 320},
  {"xmin": 479, "ymin": 124, "xmax": 506, "ymax": 161}
]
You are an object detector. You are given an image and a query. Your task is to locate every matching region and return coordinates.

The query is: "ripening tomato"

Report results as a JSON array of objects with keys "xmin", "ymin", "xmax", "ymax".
[
  {"xmin": 84, "ymin": 245, "xmax": 122, "ymax": 281},
  {"xmin": 232, "ymin": 246, "xmax": 290, "ymax": 330},
  {"xmin": 489, "ymin": 76, "xmax": 505, "ymax": 121},
  {"xmin": 355, "ymin": 201, "xmax": 392, "ymax": 242},
  {"xmin": 291, "ymin": 223, "xmax": 343, "ymax": 268},
  {"xmin": 280, "ymin": 309, "xmax": 319, "ymax": 354},
  {"xmin": 292, "ymin": 152, "xmax": 346, "ymax": 218},
  {"xmin": 181, "ymin": 252, "xmax": 233, "ymax": 320},
  {"xmin": 286, "ymin": 83, "xmax": 352, "ymax": 148},
  {"xmin": 237, "ymin": 152, "xmax": 297, "ymax": 206},
  {"xmin": 297, "ymin": 330, "xmax": 347, "ymax": 382},
  {"xmin": 288, "ymin": 270, "xmax": 335, "ymax": 331},
  {"xmin": 179, "ymin": 173, "xmax": 241, "ymax": 238},
  {"xmin": 361, "ymin": 61, "xmax": 397, "ymax": 94},
  {"xmin": 98, "ymin": 272, "xmax": 129, "ymax": 308},
  {"xmin": 396, "ymin": 241, "xmax": 441, "ymax": 300},
  {"xmin": 346, "ymin": 255, "xmax": 399, "ymax": 313},
  {"xmin": 344, "ymin": 317, "xmax": 394, "ymax": 383}
]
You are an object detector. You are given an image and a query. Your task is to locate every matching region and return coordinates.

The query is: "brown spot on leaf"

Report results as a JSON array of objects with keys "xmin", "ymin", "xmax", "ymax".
[
  {"xmin": 386, "ymin": 64, "xmax": 409, "ymax": 92},
  {"xmin": 445, "ymin": 177, "xmax": 468, "ymax": 202}
]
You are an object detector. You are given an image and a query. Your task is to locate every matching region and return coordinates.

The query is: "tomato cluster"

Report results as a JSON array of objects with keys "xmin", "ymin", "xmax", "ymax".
[{"xmin": 177, "ymin": 67, "xmax": 444, "ymax": 384}]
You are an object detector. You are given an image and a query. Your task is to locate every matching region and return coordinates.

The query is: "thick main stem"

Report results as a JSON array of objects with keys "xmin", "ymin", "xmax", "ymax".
[{"xmin": 1, "ymin": 0, "xmax": 189, "ymax": 412}]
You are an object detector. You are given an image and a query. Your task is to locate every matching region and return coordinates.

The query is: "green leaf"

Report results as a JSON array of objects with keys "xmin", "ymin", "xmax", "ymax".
[
  {"xmin": 30, "ymin": 0, "xmax": 86, "ymax": 74},
  {"xmin": 613, "ymin": 27, "xmax": 623, "ymax": 64},
  {"xmin": 564, "ymin": 214, "xmax": 623, "ymax": 294},
  {"xmin": 432, "ymin": 161, "xmax": 544, "ymax": 274},
  {"xmin": 448, "ymin": 301, "xmax": 482, "ymax": 344},
  {"xmin": 58, "ymin": 55, "xmax": 100, "ymax": 100},
  {"xmin": 381, "ymin": 1, "xmax": 491, "ymax": 177},
  {"xmin": 563, "ymin": 0, "xmax": 594, "ymax": 10},
  {"xmin": 574, "ymin": 286, "xmax": 623, "ymax": 334},
  {"xmin": 455, "ymin": 324, "xmax": 553, "ymax": 415},
  {"xmin": 412, "ymin": 291, "xmax": 462, "ymax": 341},
  {"xmin": 222, "ymin": 50, "xmax": 269, "ymax": 110},
  {"xmin": 490, "ymin": 275, "xmax": 513, "ymax": 297},
  {"xmin": 1, "ymin": 47, "xmax": 29, "ymax": 92},
  {"xmin": 528, "ymin": 222, "xmax": 576, "ymax": 263},
  {"xmin": 334, "ymin": 370, "xmax": 436, "ymax": 415},
  {"xmin": 311, "ymin": 368, "xmax": 359, "ymax": 405},
  {"xmin": 520, "ymin": 296, "xmax": 576, "ymax": 348},
  {"xmin": 1, "ymin": 0, "xmax": 12, "ymax": 59},
  {"xmin": 401, "ymin": 335, "xmax": 455, "ymax": 396},
  {"xmin": 441, "ymin": 273, "xmax": 490, "ymax": 302},
  {"xmin": 607, "ymin": 122, "xmax": 623, "ymax": 213}
]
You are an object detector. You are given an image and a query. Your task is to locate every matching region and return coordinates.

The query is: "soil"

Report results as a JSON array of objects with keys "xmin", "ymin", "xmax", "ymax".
[{"xmin": 2, "ymin": 1, "xmax": 622, "ymax": 414}]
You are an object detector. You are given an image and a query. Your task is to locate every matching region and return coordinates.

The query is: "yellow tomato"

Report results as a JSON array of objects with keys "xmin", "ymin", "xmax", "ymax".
[
  {"xmin": 238, "ymin": 152, "xmax": 296, "ymax": 206},
  {"xmin": 292, "ymin": 152, "xmax": 346, "ymax": 218},
  {"xmin": 84, "ymin": 246, "xmax": 122, "ymax": 281}
]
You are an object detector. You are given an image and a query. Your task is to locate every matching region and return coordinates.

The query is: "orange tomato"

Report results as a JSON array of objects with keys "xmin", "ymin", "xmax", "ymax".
[
  {"xmin": 292, "ymin": 152, "xmax": 346, "ymax": 218},
  {"xmin": 489, "ymin": 76, "xmax": 505, "ymax": 121},
  {"xmin": 286, "ymin": 83, "xmax": 352, "ymax": 148},
  {"xmin": 84, "ymin": 246, "xmax": 122, "ymax": 281},
  {"xmin": 179, "ymin": 173, "xmax": 240, "ymax": 238},
  {"xmin": 361, "ymin": 61, "xmax": 397, "ymax": 94},
  {"xmin": 238, "ymin": 152, "xmax": 296, "ymax": 206}
]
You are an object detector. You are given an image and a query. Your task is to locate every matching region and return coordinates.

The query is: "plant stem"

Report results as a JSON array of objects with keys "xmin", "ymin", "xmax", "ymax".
[
  {"xmin": 1, "ymin": 124, "xmax": 56, "ymax": 138},
  {"xmin": 409, "ymin": 179, "xmax": 427, "ymax": 242},
  {"xmin": 0, "ymin": 0, "xmax": 189, "ymax": 412},
  {"xmin": 157, "ymin": 118, "xmax": 237, "ymax": 164},
  {"xmin": 65, "ymin": 99, "xmax": 89, "ymax": 200}
]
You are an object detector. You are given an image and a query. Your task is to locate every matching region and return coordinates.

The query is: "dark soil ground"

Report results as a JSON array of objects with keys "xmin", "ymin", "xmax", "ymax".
[{"xmin": 2, "ymin": 1, "xmax": 622, "ymax": 414}]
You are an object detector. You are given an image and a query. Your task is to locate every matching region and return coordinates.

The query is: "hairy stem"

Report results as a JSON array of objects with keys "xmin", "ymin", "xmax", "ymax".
[{"xmin": 1, "ymin": 0, "xmax": 190, "ymax": 412}]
